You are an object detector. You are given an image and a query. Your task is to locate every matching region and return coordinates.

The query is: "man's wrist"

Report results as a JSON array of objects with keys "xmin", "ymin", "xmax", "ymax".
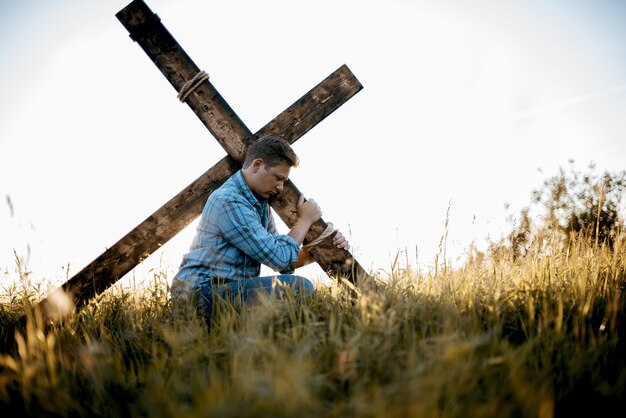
[
  {"xmin": 294, "ymin": 218, "xmax": 314, "ymax": 232},
  {"xmin": 288, "ymin": 219, "xmax": 313, "ymax": 245}
]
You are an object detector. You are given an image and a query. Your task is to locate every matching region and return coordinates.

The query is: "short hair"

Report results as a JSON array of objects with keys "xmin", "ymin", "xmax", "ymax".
[{"xmin": 243, "ymin": 135, "xmax": 299, "ymax": 168}]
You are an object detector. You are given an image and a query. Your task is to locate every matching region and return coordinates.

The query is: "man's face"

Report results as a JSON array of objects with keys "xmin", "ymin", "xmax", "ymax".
[{"xmin": 250, "ymin": 160, "xmax": 291, "ymax": 200}]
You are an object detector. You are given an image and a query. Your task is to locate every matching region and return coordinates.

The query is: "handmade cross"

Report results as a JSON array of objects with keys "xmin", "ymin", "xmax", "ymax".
[{"xmin": 27, "ymin": 0, "xmax": 370, "ymax": 321}]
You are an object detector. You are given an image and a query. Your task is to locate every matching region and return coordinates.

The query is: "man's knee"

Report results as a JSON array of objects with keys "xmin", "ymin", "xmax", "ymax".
[
  {"xmin": 192, "ymin": 287, "xmax": 215, "ymax": 324},
  {"xmin": 170, "ymin": 277, "xmax": 193, "ymax": 306},
  {"xmin": 286, "ymin": 275, "xmax": 315, "ymax": 296}
]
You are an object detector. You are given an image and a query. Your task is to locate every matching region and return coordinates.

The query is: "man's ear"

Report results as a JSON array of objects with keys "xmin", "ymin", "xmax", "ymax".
[{"xmin": 252, "ymin": 158, "xmax": 264, "ymax": 172}]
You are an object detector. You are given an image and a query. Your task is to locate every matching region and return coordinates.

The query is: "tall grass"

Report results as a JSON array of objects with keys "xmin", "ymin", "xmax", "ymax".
[{"xmin": 1, "ymin": 233, "xmax": 624, "ymax": 417}]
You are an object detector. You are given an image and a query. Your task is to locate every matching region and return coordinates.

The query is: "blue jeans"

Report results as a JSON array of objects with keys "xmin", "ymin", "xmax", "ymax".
[{"xmin": 193, "ymin": 275, "xmax": 315, "ymax": 324}]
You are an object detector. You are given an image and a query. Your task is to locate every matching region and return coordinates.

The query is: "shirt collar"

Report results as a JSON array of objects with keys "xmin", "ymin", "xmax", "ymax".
[{"xmin": 234, "ymin": 170, "xmax": 264, "ymax": 207}]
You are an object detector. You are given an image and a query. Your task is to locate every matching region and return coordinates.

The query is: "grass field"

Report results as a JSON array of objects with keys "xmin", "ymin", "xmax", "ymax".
[{"xmin": 1, "ymin": 233, "xmax": 625, "ymax": 417}]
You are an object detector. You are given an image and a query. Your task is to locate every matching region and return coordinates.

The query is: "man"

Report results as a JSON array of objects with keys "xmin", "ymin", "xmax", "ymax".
[{"xmin": 173, "ymin": 134, "xmax": 349, "ymax": 320}]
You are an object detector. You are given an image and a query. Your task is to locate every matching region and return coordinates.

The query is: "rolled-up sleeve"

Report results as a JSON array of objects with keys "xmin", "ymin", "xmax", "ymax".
[{"xmin": 217, "ymin": 199, "xmax": 299, "ymax": 272}]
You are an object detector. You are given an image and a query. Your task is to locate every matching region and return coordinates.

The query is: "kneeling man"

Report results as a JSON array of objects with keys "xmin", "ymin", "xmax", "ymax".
[{"xmin": 173, "ymin": 134, "xmax": 348, "ymax": 320}]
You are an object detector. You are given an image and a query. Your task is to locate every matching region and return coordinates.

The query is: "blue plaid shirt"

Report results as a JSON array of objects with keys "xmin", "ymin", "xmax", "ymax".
[{"xmin": 175, "ymin": 170, "xmax": 300, "ymax": 287}]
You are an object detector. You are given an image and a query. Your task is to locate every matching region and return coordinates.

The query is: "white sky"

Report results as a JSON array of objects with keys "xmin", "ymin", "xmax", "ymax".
[{"xmin": 1, "ymin": 0, "xmax": 625, "ymax": 289}]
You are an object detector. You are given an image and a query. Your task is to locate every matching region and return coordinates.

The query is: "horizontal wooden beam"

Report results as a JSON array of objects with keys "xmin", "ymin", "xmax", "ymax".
[{"xmin": 30, "ymin": 62, "xmax": 365, "ymax": 319}]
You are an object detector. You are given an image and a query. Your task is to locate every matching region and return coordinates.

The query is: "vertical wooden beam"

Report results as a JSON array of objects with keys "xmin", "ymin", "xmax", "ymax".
[{"xmin": 116, "ymin": 0, "xmax": 369, "ymax": 282}]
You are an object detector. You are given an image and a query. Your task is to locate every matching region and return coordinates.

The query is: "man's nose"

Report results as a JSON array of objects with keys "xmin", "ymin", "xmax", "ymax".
[{"xmin": 276, "ymin": 182, "xmax": 284, "ymax": 192}]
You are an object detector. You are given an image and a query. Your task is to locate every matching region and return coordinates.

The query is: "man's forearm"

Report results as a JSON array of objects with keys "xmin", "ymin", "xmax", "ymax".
[{"xmin": 288, "ymin": 219, "xmax": 316, "ymax": 269}]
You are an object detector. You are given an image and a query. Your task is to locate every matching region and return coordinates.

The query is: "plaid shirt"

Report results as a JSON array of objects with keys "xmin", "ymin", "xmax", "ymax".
[{"xmin": 175, "ymin": 170, "xmax": 299, "ymax": 287}]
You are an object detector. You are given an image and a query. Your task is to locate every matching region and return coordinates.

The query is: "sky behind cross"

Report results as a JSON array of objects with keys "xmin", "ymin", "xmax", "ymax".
[{"xmin": 1, "ymin": 0, "xmax": 625, "ymax": 288}]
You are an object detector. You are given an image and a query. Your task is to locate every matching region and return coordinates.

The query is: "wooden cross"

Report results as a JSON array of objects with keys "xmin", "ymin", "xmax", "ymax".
[{"xmin": 29, "ymin": 0, "xmax": 369, "ymax": 322}]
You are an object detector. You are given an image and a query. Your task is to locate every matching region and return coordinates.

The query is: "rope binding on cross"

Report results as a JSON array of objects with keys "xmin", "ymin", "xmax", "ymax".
[
  {"xmin": 178, "ymin": 70, "xmax": 210, "ymax": 102},
  {"xmin": 302, "ymin": 222, "xmax": 336, "ymax": 250}
]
